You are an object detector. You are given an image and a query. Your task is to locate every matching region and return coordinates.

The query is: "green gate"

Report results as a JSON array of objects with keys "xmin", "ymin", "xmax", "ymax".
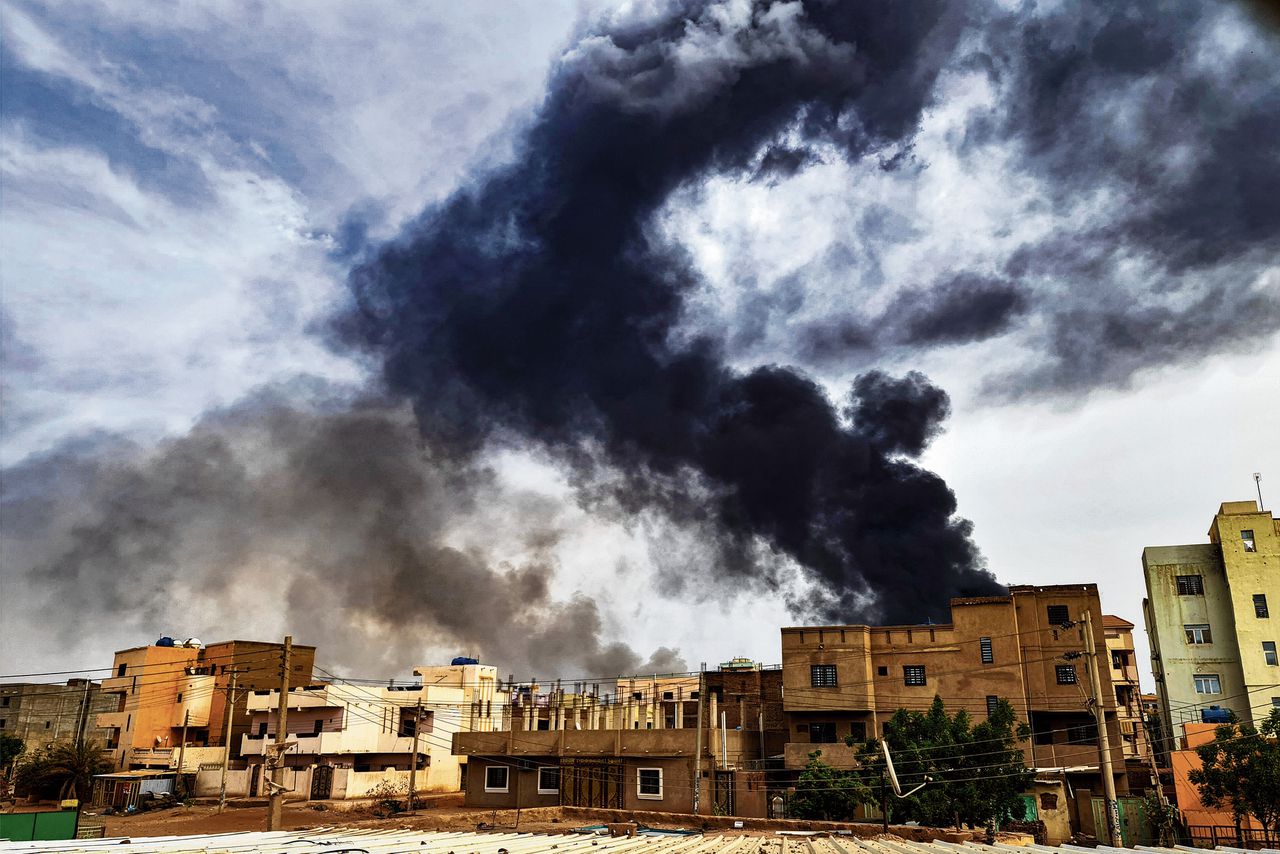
[{"xmin": 0, "ymin": 809, "xmax": 80, "ymax": 841}]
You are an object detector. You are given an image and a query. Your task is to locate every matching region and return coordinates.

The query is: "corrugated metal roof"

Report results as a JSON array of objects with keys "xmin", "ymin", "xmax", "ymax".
[{"xmin": 0, "ymin": 829, "xmax": 1270, "ymax": 854}]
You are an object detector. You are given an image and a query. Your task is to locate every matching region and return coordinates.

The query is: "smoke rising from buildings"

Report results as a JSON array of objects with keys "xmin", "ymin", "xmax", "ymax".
[
  {"xmin": 3, "ymin": 0, "xmax": 1277, "ymax": 673},
  {"xmin": 2, "ymin": 388, "xmax": 684, "ymax": 676}
]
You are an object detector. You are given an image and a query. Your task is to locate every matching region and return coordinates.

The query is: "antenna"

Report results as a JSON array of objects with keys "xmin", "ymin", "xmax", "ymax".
[
  {"xmin": 881, "ymin": 740, "xmax": 930, "ymax": 797},
  {"xmin": 1255, "ymin": 472, "xmax": 1264, "ymax": 511}
]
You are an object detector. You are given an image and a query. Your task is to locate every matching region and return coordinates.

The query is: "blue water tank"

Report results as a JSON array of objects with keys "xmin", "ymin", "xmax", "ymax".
[
  {"xmin": 1201, "ymin": 706, "xmax": 1232, "ymax": 723},
  {"xmin": 451, "ymin": 656, "xmax": 479, "ymax": 666},
  {"xmin": 156, "ymin": 636, "xmax": 175, "ymax": 647}
]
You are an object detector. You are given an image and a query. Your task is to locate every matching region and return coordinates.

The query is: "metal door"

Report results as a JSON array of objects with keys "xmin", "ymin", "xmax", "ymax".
[{"xmin": 310, "ymin": 765, "xmax": 333, "ymax": 800}]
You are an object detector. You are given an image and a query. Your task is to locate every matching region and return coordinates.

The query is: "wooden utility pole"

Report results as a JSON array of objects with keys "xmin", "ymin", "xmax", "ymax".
[
  {"xmin": 692, "ymin": 664, "xmax": 705, "ymax": 814},
  {"xmin": 266, "ymin": 636, "xmax": 292, "ymax": 831},
  {"xmin": 175, "ymin": 709, "xmax": 190, "ymax": 798},
  {"xmin": 408, "ymin": 701, "xmax": 422, "ymax": 813},
  {"xmin": 218, "ymin": 668, "xmax": 242, "ymax": 813},
  {"xmin": 1082, "ymin": 611, "xmax": 1123, "ymax": 847}
]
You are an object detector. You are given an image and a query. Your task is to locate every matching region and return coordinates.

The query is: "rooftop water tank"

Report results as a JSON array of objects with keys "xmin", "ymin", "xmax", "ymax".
[
  {"xmin": 451, "ymin": 656, "xmax": 479, "ymax": 666},
  {"xmin": 1201, "ymin": 706, "xmax": 1233, "ymax": 724},
  {"xmin": 183, "ymin": 637, "xmax": 203, "ymax": 648},
  {"xmin": 156, "ymin": 636, "xmax": 175, "ymax": 647}
]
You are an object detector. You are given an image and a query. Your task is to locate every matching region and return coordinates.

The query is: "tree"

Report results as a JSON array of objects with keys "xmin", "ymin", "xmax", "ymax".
[
  {"xmin": 1, "ymin": 733, "xmax": 23, "ymax": 768},
  {"xmin": 787, "ymin": 750, "xmax": 867, "ymax": 820},
  {"xmin": 1189, "ymin": 709, "xmax": 1280, "ymax": 838},
  {"xmin": 847, "ymin": 696, "xmax": 1033, "ymax": 830},
  {"xmin": 14, "ymin": 738, "xmax": 114, "ymax": 802}
]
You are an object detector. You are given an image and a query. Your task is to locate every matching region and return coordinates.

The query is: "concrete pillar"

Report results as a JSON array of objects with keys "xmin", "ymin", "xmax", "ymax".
[{"xmin": 675, "ymin": 701, "xmax": 684, "ymax": 729}]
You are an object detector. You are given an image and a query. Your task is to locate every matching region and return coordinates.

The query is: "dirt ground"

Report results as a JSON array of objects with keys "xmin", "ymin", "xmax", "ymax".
[{"xmin": 96, "ymin": 803, "xmax": 652, "ymax": 839}]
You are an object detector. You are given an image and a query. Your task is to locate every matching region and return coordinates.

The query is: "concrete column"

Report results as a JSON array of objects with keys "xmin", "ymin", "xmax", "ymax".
[{"xmin": 675, "ymin": 701, "xmax": 684, "ymax": 728}]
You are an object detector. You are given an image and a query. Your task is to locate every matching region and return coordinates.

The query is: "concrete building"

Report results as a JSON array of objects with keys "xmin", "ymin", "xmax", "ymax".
[
  {"xmin": 96, "ymin": 638, "xmax": 315, "ymax": 770},
  {"xmin": 1142, "ymin": 500, "xmax": 1280, "ymax": 737},
  {"xmin": 0, "ymin": 680, "xmax": 116, "ymax": 748},
  {"xmin": 453, "ymin": 661, "xmax": 783, "ymax": 817},
  {"xmin": 780, "ymin": 584, "xmax": 1127, "ymax": 802},
  {"xmin": 239, "ymin": 663, "xmax": 504, "ymax": 800},
  {"xmin": 1102, "ymin": 616, "xmax": 1151, "ymax": 764}
]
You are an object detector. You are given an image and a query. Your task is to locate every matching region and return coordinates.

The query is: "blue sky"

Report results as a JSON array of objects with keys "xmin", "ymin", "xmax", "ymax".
[{"xmin": 2, "ymin": 0, "xmax": 1277, "ymax": 680}]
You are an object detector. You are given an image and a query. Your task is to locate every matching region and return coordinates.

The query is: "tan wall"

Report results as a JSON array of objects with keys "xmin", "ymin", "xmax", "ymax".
[{"xmin": 780, "ymin": 585, "xmax": 1125, "ymax": 788}]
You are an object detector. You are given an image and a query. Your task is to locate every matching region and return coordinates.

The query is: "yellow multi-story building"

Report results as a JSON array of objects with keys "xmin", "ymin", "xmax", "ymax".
[{"xmin": 1142, "ymin": 500, "xmax": 1280, "ymax": 738}]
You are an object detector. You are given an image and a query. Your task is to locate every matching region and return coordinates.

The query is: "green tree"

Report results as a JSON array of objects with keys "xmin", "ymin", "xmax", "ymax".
[
  {"xmin": 786, "ymin": 750, "xmax": 867, "ymax": 820},
  {"xmin": 1, "ymin": 733, "xmax": 23, "ymax": 768},
  {"xmin": 14, "ymin": 738, "xmax": 113, "ymax": 801},
  {"xmin": 1188, "ymin": 709, "xmax": 1280, "ymax": 838},
  {"xmin": 846, "ymin": 696, "xmax": 1033, "ymax": 830}
]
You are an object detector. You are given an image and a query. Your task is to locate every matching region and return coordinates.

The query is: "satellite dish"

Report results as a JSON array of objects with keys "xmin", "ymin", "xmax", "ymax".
[{"xmin": 184, "ymin": 638, "xmax": 203, "ymax": 648}]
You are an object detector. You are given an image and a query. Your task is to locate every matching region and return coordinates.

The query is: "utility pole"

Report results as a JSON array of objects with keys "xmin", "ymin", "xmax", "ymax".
[
  {"xmin": 75, "ymin": 678, "xmax": 92, "ymax": 741},
  {"xmin": 408, "ymin": 701, "xmax": 422, "ymax": 813},
  {"xmin": 267, "ymin": 636, "xmax": 292, "ymax": 831},
  {"xmin": 218, "ymin": 668, "xmax": 242, "ymax": 814},
  {"xmin": 175, "ymin": 709, "xmax": 190, "ymax": 798},
  {"xmin": 692, "ymin": 664, "xmax": 705, "ymax": 815},
  {"xmin": 1082, "ymin": 611, "xmax": 1123, "ymax": 847},
  {"xmin": 880, "ymin": 772, "xmax": 889, "ymax": 833}
]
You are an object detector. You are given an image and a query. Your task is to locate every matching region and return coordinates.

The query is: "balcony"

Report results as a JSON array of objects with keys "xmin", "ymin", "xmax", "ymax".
[
  {"xmin": 239, "ymin": 731, "xmax": 418, "ymax": 757},
  {"xmin": 97, "ymin": 712, "xmax": 129, "ymax": 730},
  {"xmin": 453, "ymin": 728, "xmax": 755, "ymax": 767},
  {"xmin": 245, "ymin": 685, "xmax": 336, "ymax": 712}
]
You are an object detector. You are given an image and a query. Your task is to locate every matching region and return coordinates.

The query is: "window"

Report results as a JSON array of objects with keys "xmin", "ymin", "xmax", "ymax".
[
  {"xmin": 809, "ymin": 722, "xmax": 837, "ymax": 743},
  {"xmin": 117, "ymin": 663, "xmax": 127, "ymax": 677},
  {"xmin": 986, "ymin": 696, "xmax": 999, "ymax": 717},
  {"xmin": 1111, "ymin": 651, "xmax": 1129, "ymax": 669},
  {"xmin": 1033, "ymin": 728, "xmax": 1054, "ymax": 746},
  {"xmin": 662, "ymin": 691, "xmax": 673, "ymax": 700},
  {"xmin": 1256, "ymin": 594, "xmax": 1270, "ymax": 618},
  {"xmin": 1264, "ymin": 641, "xmax": 1278, "ymax": 667},
  {"xmin": 538, "ymin": 766, "xmax": 560, "ymax": 794},
  {"xmin": 313, "ymin": 719, "xmax": 323, "ymax": 735},
  {"xmin": 1, "ymin": 697, "xmax": 8, "ymax": 707},
  {"xmin": 176, "ymin": 692, "xmax": 183, "ymax": 702},
  {"xmin": 484, "ymin": 766, "xmax": 509, "ymax": 792},
  {"xmin": 1185, "ymin": 624, "xmax": 1213, "ymax": 644},
  {"xmin": 810, "ymin": 664, "xmax": 837, "ymax": 687},
  {"xmin": 980, "ymin": 637, "xmax": 994, "ymax": 664},
  {"xmin": 1193, "ymin": 674, "xmax": 1221, "ymax": 694},
  {"xmin": 1046, "ymin": 605, "xmax": 1071, "ymax": 626},
  {"xmin": 877, "ymin": 666, "xmax": 888, "ymax": 676},
  {"xmin": 637, "ymin": 767, "xmax": 663, "ymax": 799},
  {"xmin": 1273, "ymin": 697, "xmax": 1280, "ymax": 708},
  {"xmin": 258, "ymin": 722, "xmax": 268, "ymax": 736},
  {"xmin": 1241, "ymin": 529, "xmax": 1256, "ymax": 552},
  {"xmin": 1040, "ymin": 793, "xmax": 1059, "ymax": 810},
  {"xmin": 849, "ymin": 722, "xmax": 867, "ymax": 742},
  {"xmin": 1066, "ymin": 723, "xmax": 1097, "ymax": 744},
  {"xmin": 1056, "ymin": 665, "xmax": 1078, "ymax": 685},
  {"xmin": 0, "ymin": 720, "xmax": 5, "ymax": 729},
  {"xmin": 1176, "ymin": 575, "xmax": 1205, "ymax": 596},
  {"xmin": 45, "ymin": 721, "xmax": 51, "ymax": 729},
  {"xmin": 903, "ymin": 665, "xmax": 926, "ymax": 686}
]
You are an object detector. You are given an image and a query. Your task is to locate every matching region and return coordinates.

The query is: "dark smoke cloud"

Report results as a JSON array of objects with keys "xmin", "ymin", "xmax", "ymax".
[
  {"xmin": 1, "ymin": 386, "xmax": 683, "ymax": 678},
  {"xmin": 341, "ymin": 0, "xmax": 1002, "ymax": 623}
]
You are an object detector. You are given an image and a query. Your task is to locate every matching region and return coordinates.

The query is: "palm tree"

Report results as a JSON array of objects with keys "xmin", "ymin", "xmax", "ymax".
[{"xmin": 16, "ymin": 738, "xmax": 113, "ymax": 801}]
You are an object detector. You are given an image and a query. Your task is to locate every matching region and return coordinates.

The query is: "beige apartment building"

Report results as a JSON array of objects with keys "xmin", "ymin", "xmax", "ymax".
[
  {"xmin": 1142, "ymin": 500, "xmax": 1280, "ymax": 739},
  {"xmin": 239, "ymin": 662, "xmax": 504, "ymax": 799},
  {"xmin": 96, "ymin": 637, "xmax": 315, "ymax": 770},
  {"xmin": 1102, "ymin": 615, "xmax": 1151, "ymax": 764},
  {"xmin": 780, "ymin": 584, "xmax": 1127, "ymax": 799}
]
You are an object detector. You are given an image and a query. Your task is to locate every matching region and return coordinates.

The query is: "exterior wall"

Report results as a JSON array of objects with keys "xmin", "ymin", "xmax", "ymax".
[
  {"xmin": 780, "ymin": 584, "xmax": 1125, "ymax": 794},
  {"xmin": 241, "ymin": 665, "xmax": 502, "ymax": 798},
  {"xmin": 0, "ymin": 680, "xmax": 115, "ymax": 747},
  {"xmin": 1103, "ymin": 616, "xmax": 1151, "ymax": 762},
  {"xmin": 94, "ymin": 639, "xmax": 315, "ymax": 770},
  {"xmin": 1143, "ymin": 501, "xmax": 1280, "ymax": 734},
  {"xmin": 1168, "ymin": 722, "xmax": 1265, "ymax": 830}
]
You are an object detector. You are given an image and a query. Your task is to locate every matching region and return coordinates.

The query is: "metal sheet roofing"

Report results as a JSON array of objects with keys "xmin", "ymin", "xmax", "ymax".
[{"xmin": 0, "ymin": 830, "xmax": 1273, "ymax": 854}]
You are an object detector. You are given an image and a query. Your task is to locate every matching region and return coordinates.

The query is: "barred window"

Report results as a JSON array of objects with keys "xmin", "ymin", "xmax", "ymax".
[
  {"xmin": 1046, "ymin": 605, "xmax": 1071, "ymax": 625},
  {"xmin": 1176, "ymin": 575, "xmax": 1205, "ymax": 595},
  {"xmin": 986, "ymin": 696, "xmax": 999, "ymax": 717},
  {"xmin": 903, "ymin": 665, "xmax": 926, "ymax": 686},
  {"xmin": 1056, "ymin": 665, "xmax": 1078, "ymax": 685},
  {"xmin": 980, "ymin": 636, "xmax": 994, "ymax": 664},
  {"xmin": 810, "ymin": 664, "xmax": 837, "ymax": 687},
  {"xmin": 1256, "ymin": 594, "xmax": 1270, "ymax": 618}
]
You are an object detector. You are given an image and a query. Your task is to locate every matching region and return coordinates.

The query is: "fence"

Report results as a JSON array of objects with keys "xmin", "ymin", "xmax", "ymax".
[
  {"xmin": 1187, "ymin": 826, "xmax": 1279, "ymax": 850},
  {"xmin": 0, "ymin": 810, "xmax": 80, "ymax": 842}
]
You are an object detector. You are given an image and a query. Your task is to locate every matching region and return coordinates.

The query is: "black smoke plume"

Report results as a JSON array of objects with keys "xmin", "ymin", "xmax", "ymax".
[{"xmin": 341, "ymin": 0, "xmax": 1004, "ymax": 622}]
